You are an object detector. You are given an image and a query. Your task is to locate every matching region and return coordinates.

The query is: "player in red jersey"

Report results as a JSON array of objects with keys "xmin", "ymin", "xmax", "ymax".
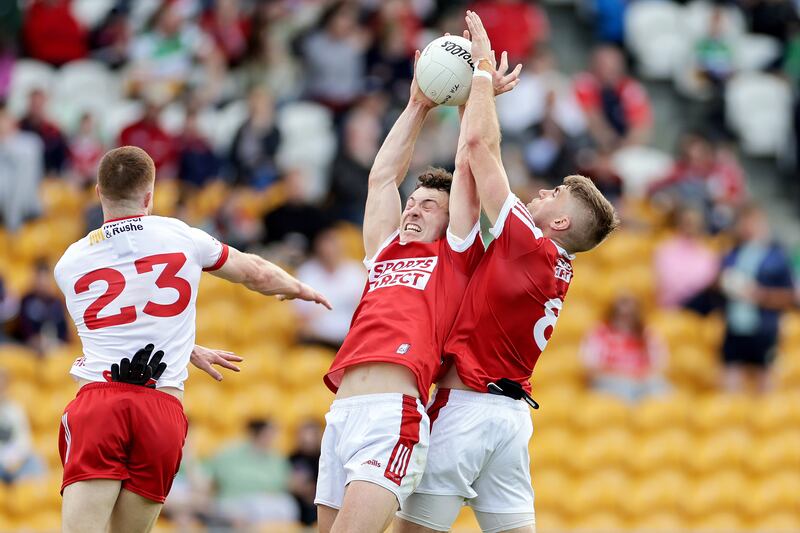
[
  {"xmin": 396, "ymin": 12, "xmax": 619, "ymax": 533},
  {"xmin": 54, "ymin": 146, "xmax": 330, "ymax": 533},
  {"xmin": 315, "ymin": 44, "xmax": 521, "ymax": 533}
]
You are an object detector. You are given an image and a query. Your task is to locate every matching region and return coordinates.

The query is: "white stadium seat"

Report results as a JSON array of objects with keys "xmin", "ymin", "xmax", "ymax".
[
  {"xmin": 7, "ymin": 60, "xmax": 56, "ymax": 117},
  {"xmin": 206, "ymin": 99, "xmax": 248, "ymax": 153},
  {"xmin": 611, "ymin": 146, "xmax": 674, "ymax": 197},
  {"xmin": 733, "ymin": 34, "xmax": 782, "ymax": 72},
  {"xmin": 50, "ymin": 60, "xmax": 122, "ymax": 132},
  {"xmin": 70, "ymin": 0, "xmax": 115, "ymax": 30},
  {"xmin": 101, "ymin": 100, "xmax": 144, "ymax": 145},
  {"xmin": 625, "ymin": 1, "xmax": 686, "ymax": 80},
  {"xmin": 725, "ymin": 72, "xmax": 792, "ymax": 157}
]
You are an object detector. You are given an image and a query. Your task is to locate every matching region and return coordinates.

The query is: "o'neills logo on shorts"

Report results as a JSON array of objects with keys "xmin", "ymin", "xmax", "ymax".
[{"xmin": 368, "ymin": 257, "xmax": 438, "ymax": 292}]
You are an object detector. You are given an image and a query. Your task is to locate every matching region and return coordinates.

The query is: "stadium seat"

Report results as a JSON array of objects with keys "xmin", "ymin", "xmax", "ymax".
[
  {"xmin": 686, "ymin": 428, "xmax": 752, "ymax": 474},
  {"xmin": 530, "ymin": 467, "xmax": 571, "ymax": 515},
  {"xmin": 684, "ymin": 0, "xmax": 746, "ymax": 40},
  {"xmin": 568, "ymin": 511, "xmax": 626, "ymax": 532},
  {"xmin": 733, "ymin": 33, "xmax": 783, "ymax": 71},
  {"xmin": 681, "ymin": 470, "xmax": 749, "ymax": 517},
  {"xmin": 750, "ymin": 392, "xmax": 800, "ymax": 435},
  {"xmin": 530, "ymin": 427, "xmax": 575, "ymax": 469},
  {"xmin": 51, "ymin": 60, "xmax": 121, "ymax": 131},
  {"xmin": 631, "ymin": 512, "xmax": 686, "ymax": 532},
  {"xmin": 70, "ymin": 0, "xmax": 115, "ymax": 30},
  {"xmin": 100, "ymin": 99, "xmax": 144, "ymax": 144},
  {"xmin": 747, "ymin": 430, "xmax": 800, "ymax": 477},
  {"xmin": 569, "ymin": 393, "xmax": 630, "ymax": 433},
  {"xmin": 689, "ymin": 394, "xmax": 750, "ymax": 432},
  {"xmin": 7, "ymin": 60, "xmax": 56, "ymax": 117},
  {"xmin": 611, "ymin": 146, "xmax": 674, "ymax": 197},
  {"xmin": 631, "ymin": 393, "xmax": 691, "ymax": 434},
  {"xmin": 626, "ymin": 428, "xmax": 693, "ymax": 474},
  {"xmin": 0, "ymin": 345, "xmax": 38, "ymax": 380},
  {"xmin": 690, "ymin": 511, "xmax": 745, "ymax": 532},
  {"xmin": 752, "ymin": 512, "xmax": 800, "ymax": 533},
  {"xmin": 625, "ymin": 470, "xmax": 690, "ymax": 518},
  {"xmin": 207, "ymin": 99, "xmax": 248, "ymax": 152},
  {"xmin": 570, "ymin": 428, "xmax": 633, "ymax": 473},
  {"xmin": 624, "ymin": 1, "xmax": 686, "ymax": 80},
  {"xmin": 725, "ymin": 72, "xmax": 792, "ymax": 157}
]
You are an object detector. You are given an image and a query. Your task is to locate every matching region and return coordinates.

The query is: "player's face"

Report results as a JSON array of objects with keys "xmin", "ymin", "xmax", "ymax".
[
  {"xmin": 400, "ymin": 187, "xmax": 450, "ymax": 243},
  {"xmin": 527, "ymin": 185, "xmax": 571, "ymax": 228}
]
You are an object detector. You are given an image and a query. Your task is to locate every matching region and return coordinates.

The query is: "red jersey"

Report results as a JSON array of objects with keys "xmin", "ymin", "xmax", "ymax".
[
  {"xmin": 325, "ymin": 225, "xmax": 484, "ymax": 403},
  {"xmin": 444, "ymin": 194, "xmax": 574, "ymax": 393}
]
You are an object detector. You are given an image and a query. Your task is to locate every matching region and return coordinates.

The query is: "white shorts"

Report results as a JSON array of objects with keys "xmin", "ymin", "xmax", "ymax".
[
  {"xmin": 315, "ymin": 393, "xmax": 429, "ymax": 509},
  {"xmin": 398, "ymin": 389, "xmax": 534, "ymax": 529}
]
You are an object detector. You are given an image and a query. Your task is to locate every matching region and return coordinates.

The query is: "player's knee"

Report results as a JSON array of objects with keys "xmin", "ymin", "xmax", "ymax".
[{"xmin": 473, "ymin": 510, "xmax": 536, "ymax": 533}]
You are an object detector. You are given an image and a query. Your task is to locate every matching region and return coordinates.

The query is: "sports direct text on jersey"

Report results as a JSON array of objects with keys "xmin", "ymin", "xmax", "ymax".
[{"xmin": 368, "ymin": 257, "xmax": 438, "ymax": 292}]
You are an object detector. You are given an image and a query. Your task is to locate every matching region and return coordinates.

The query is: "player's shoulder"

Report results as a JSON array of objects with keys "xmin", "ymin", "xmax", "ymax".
[{"xmin": 145, "ymin": 215, "xmax": 192, "ymax": 231}]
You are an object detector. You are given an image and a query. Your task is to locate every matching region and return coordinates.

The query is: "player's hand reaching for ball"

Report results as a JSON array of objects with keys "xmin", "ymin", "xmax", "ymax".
[
  {"xmin": 190, "ymin": 345, "xmax": 243, "ymax": 382},
  {"xmin": 110, "ymin": 343, "xmax": 166, "ymax": 387},
  {"xmin": 410, "ymin": 49, "xmax": 437, "ymax": 110},
  {"xmin": 492, "ymin": 50, "xmax": 522, "ymax": 96},
  {"xmin": 466, "ymin": 11, "xmax": 493, "ymax": 69},
  {"xmin": 277, "ymin": 281, "xmax": 333, "ymax": 310}
]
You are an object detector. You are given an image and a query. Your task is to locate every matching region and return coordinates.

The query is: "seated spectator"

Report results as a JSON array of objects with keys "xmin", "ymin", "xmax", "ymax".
[
  {"xmin": 0, "ymin": 105, "xmax": 43, "ymax": 231},
  {"xmin": 328, "ymin": 103, "xmax": 382, "ymax": 224},
  {"xmin": 650, "ymin": 132, "xmax": 746, "ymax": 232},
  {"xmin": 262, "ymin": 168, "xmax": 331, "ymax": 262},
  {"xmin": 12, "ymin": 261, "xmax": 68, "ymax": 354},
  {"xmin": 719, "ymin": 205, "xmax": 795, "ymax": 393},
  {"xmin": 574, "ymin": 45, "xmax": 652, "ymax": 148},
  {"xmin": 0, "ymin": 369, "xmax": 45, "ymax": 484},
  {"xmin": 301, "ymin": 1, "xmax": 370, "ymax": 113},
  {"xmin": 523, "ymin": 89, "xmax": 582, "ymax": 185},
  {"xmin": 18, "ymin": 89, "xmax": 68, "ymax": 174},
  {"xmin": 289, "ymin": 420, "xmax": 323, "ymax": 527},
  {"xmin": 89, "ymin": 6, "xmax": 133, "ymax": 69},
  {"xmin": 178, "ymin": 109, "xmax": 220, "ymax": 189},
  {"xmin": 294, "ymin": 227, "xmax": 365, "ymax": 349},
  {"xmin": 693, "ymin": 7, "xmax": 736, "ymax": 93},
  {"xmin": 365, "ymin": 0, "xmax": 418, "ymax": 99},
  {"xmin": 200, "ymin": 0, "xmax": 251, "ymax": 67},
  {"xmin": 468, "ymin": 0, "xmax": 549, "ymax": 65},
  {"xmin": 68, "ymin": 112, "xmax": 105, "ymax": 189},
  {"xmin": 229, "ymin": 86, "xmax": 281, "ymax": 190},
  {"xmin": 205, "ymin": 419, "xmax": 298, "ymax": 524},
  {"xmin": 654, "ymin": 207, "xmax": 720, "ymax": 309},
  {"xmin": 581, "ymin": 294, "xmax": 670, "ymax": 402},
  {"xmin": 575, "ymin": 147, "xmax": 624, "ymax": 205},
  {"xmin": 22, "ymin": 0, "xmax": 87, "ymax": 66},
  {"xmin": 128, "ymin": 1, "xmax": 222, "ymax": 103},
  {"xmin": 118, "ymin": 98, "xmax": 177, "ymax": 178},
  {"xmin": 0, "ymin": 275, "xmax": 19, "ymax": 343}
]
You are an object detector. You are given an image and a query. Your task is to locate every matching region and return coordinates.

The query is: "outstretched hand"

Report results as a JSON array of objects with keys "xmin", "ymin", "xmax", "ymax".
[
  {"xmin": 190, "ymin": 345, "xmax": 243, "ymax": 382},
  {"xmin": 491, "ymin": 50, "xmax": 522, "ymax": 96},
  {"xmin": 410, "ymin": 49, "xmax": 437, "ymax": 110},
  {"xmin": 277, "ymin": 282, "xmax": 333, "ymax": 310},
  {"xmin": 466, "ymin": 10, "xmax": 493, "ymax": 67},
  {"xmin": 110, "ymin": 343, "xmax": 166, "ymax": 387}
]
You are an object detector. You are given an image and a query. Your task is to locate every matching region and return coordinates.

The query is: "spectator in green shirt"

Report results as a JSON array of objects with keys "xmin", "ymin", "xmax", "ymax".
[{"xmin": 205, "ymin": 418, "xmax": 298, "ymax": 525}]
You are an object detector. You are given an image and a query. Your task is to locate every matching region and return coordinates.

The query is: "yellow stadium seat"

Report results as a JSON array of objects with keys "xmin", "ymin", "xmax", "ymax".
[
  {"xmin": 530, "ymin": 427, "xmax": 575, "ymax": 470},
  {"xmin": 5, "ymin": 480, "xmax": 48, "ymax": 518},
  {"xmin": 335, "ymin": 222, "xmax": 366, "ymax": 262},
  {"xmin": 530, "ymin": 468, "xmax": 571, "ymax": 516},
  {"xmin": 690, "ymin": 512, "xmax": 745, "ymax": 532},
  {"xmin": 774, "ymin": 352, "xmax": 800, "ymax": 389},
  {"xmin": 752, "ymin": 512, "xmax": 800, "ymax": 533},
  {"xmin": 626, "ymin": 428, "xmax": 693, "ymax": 474},
  {"xmin": 686, "ymin": 428, "xmax": 752, "ymax": 474},
  {"xmin": 530, "ymin": 387, "xmax": 583, "ymax": 427},
  {"xmin": 570, "ymin": 428, "xmax": 634, "ymax": 473},
  {"xmin": 532, "ymin": 510, "xmax": 567, "ymax": 533},
  {"xmin": 751, "ymin": 392, "xmax": 800, "ymax": 435},
  {"xmin": 40, "ymin": 179, "xmax": 82, "ymax": 214},
  {"xmin": 630, "ymin": 512, "xmax": 686, "ymax": 532},
  {"xmin": 743, "ymin": 472, "xmax": 800, "ymax": 519},
  {"xmin": 279, "ymin": 347, "xmax": 335, "ymax": 390},
  {"xmin": 631, "ymin": 392, "xmax": 691, "ymax": 434},
  {"xmin": 625, "ymin": 471, "xmax": 691, "ymax": 517},
  {"xmin": 0, "ymin": 345, "xmax": 38, "ymax": 380},
  {"xmin": 568, "ymin": 511, "xmax": 626, "ymax": 532},
  {"xmin": 529, "ymin": 345, "xmax": 583, "ymax": 387},
  {"xmin": 565, "ymin": 468, "xmax": 629, "ymax": 516},
  {"xmin": 748, "ymin": 430, "xmax": 800, "ymax": 477},
  {"xmin": 682, "ymin": 470, "xmax": 749, "ymax": 518},
  {"xmin": 779, "ymin": 311, "xmax": 800, "ymax": 348},
  {"xmin": 570, "ymin": 393, "xmax": 630, "ymax": 433},
  {"xmin": 39, "ymin": 349, "xmax": 82, "ymax": 387},
  {"xmin": 667, "ymin": 345, "xmax": 719, "ymax": 390},
  {"xmin": 689, "ymin": 393, "xmax": 751, "ymax": 432}
]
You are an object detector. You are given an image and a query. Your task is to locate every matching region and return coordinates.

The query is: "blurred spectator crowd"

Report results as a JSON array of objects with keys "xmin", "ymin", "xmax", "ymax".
[{"xmin": 0, "ymin": 0, "xmax": 799, "ymax": 530}]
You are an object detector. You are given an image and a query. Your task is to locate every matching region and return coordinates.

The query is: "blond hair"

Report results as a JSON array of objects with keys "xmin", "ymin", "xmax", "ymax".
[
  {"xmin": 562, "ymin": 174, "xmax": 619, "ymax": 253},
  {"xmin": 97, "ymin": 146, "xmax": 156, "ymax": 202}
]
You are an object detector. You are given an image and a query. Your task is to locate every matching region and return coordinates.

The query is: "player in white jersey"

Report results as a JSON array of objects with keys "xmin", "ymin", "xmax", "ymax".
[{"xmin": 54, "ymin": 146, "xmax": 331, "ymax": 533}]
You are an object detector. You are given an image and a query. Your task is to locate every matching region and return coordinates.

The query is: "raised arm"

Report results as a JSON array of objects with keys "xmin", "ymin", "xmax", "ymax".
[
  {"xmin": 363, "ymin": 51, "xmax": 436, "ymax": 258},
  {"xmin": 450, "ymin": 47, "xmax": 521, "ymax": 239},
  {"xmin": 211, "ymin": 247, "xmax": 332, "ymax": 309},
  {"xmin": 463, "ymin": 11, "xmax": 521, "ymax": 225}
]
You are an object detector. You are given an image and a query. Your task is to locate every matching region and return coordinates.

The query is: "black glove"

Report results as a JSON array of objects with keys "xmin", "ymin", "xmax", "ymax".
[
  {"xmin": 487, "ymin": 378, "xmax": 539, "ymax": 409},
  {"xmin": 110, "ymin": 344, "xmax": 167, "ymax": 388}
]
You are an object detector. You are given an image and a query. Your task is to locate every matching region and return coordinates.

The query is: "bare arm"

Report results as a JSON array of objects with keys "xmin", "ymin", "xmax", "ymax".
[
  {"xmin": 464, "ymin": 12, "xmax": 521, "ymax": 225},
  {"xmin": 211, "ymin": 247, "xmax": 331, "ymax": 309},
  {"xmin": 364, "ymin": 51, "xmax": 435, "ymax": 258}
]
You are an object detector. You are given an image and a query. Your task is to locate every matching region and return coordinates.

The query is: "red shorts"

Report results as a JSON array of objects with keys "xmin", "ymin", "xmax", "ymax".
[{"xmin": 58, "ymin": 382, "xmax": 188, "ymax": 503}]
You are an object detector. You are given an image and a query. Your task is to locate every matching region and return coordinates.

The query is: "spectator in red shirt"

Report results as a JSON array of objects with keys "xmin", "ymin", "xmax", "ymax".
[
  {"xmin": 469, "ymin": 0, "xmax": 549, "ymax": 64},
  {"xmin": 581, "ymin": 294, "xmax": 670, "ymax": 402},
  {"xmin": 18, "ymin": 89, "xmax": 68, "ymax": 173},
  {"xmin": 22, "ymin": 0, "xmax": 87, "ymax": 66},
  {"xmin": 574, "ymin": 45, "xmax": 652, "ymax": 148},
  {"xmin": 118, "ymin": 101, "xmax": 177, "ymax": 178},
  {"xmin": 200, "ymin": 0, "xmax": 251, "ymax": 67}
]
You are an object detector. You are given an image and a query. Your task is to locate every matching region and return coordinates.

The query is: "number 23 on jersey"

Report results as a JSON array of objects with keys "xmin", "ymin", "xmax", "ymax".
[{"xmin": 74, "ymin": 252, "xmax": 191, "ymax": 330}]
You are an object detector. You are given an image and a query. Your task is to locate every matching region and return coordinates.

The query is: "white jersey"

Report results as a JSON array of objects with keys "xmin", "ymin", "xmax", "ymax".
[{"xmin": 54, "ymin": 215, "xmax": 229, "ymax": 390}]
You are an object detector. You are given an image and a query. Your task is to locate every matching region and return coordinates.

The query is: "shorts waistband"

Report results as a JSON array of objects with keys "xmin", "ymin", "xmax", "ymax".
[
  {"xmin": 78, "ymin": 381, "xmax": 183, "ymax": 407},
  {"xmin": 435, "ymin": 388, "xmax": 530, "ymax": 411},
  {"xmin": 331, "ymin": 393, "xmax": 421, "ymax": 410}
]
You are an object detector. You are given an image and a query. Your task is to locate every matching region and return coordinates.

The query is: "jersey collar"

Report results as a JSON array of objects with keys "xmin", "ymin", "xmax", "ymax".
[
  {"xmin": 104, "ymin": 214, "xmax": 147, "ymax": 224},
  {"xmin": 554, "ymin": 242, "xmax": 576, "ymax": 260}
]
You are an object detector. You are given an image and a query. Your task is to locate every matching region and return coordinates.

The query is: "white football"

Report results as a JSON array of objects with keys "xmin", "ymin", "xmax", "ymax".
[{"xmin": 415, "ymin": 35, "xmax": 475, "ymax": 106}]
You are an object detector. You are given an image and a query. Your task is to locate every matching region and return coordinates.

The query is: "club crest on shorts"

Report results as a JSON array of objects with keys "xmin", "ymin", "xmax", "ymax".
[{"xmin": 396, "ymin": 343, "xmax": 411, "ymax": 355}]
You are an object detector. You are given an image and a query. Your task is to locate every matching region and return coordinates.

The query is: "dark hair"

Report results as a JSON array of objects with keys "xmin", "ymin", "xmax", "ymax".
[
  {"xmin": 247, "ymin": 418, "xmax": 273, "ymax": 437},
  {"xmin": 414, "ymin": 167, "xmax": 453, "ymax": 194},
  {"xmin": 97, "ymin": 146, "xmax": 156, "ymax": 202}
]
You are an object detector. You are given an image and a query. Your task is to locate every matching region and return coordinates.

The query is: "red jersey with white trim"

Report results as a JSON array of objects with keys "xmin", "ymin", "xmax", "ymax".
[
  {"xmin": 325, "ymin": 224, "xmax": 484, "ymax": 403},
  {"xmin": 54, "ymin": 215, "xmax": 229, "ymax": 390},
  {"xmin": 444, "ymin": 194, "xmax": 574, "ymax": 393}
]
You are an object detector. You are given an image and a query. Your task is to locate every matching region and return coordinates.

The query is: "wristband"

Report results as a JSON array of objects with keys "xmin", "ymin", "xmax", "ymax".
[{"xmin": 473, "ymin": 69, "xmax": 492, "ymax": 81}]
